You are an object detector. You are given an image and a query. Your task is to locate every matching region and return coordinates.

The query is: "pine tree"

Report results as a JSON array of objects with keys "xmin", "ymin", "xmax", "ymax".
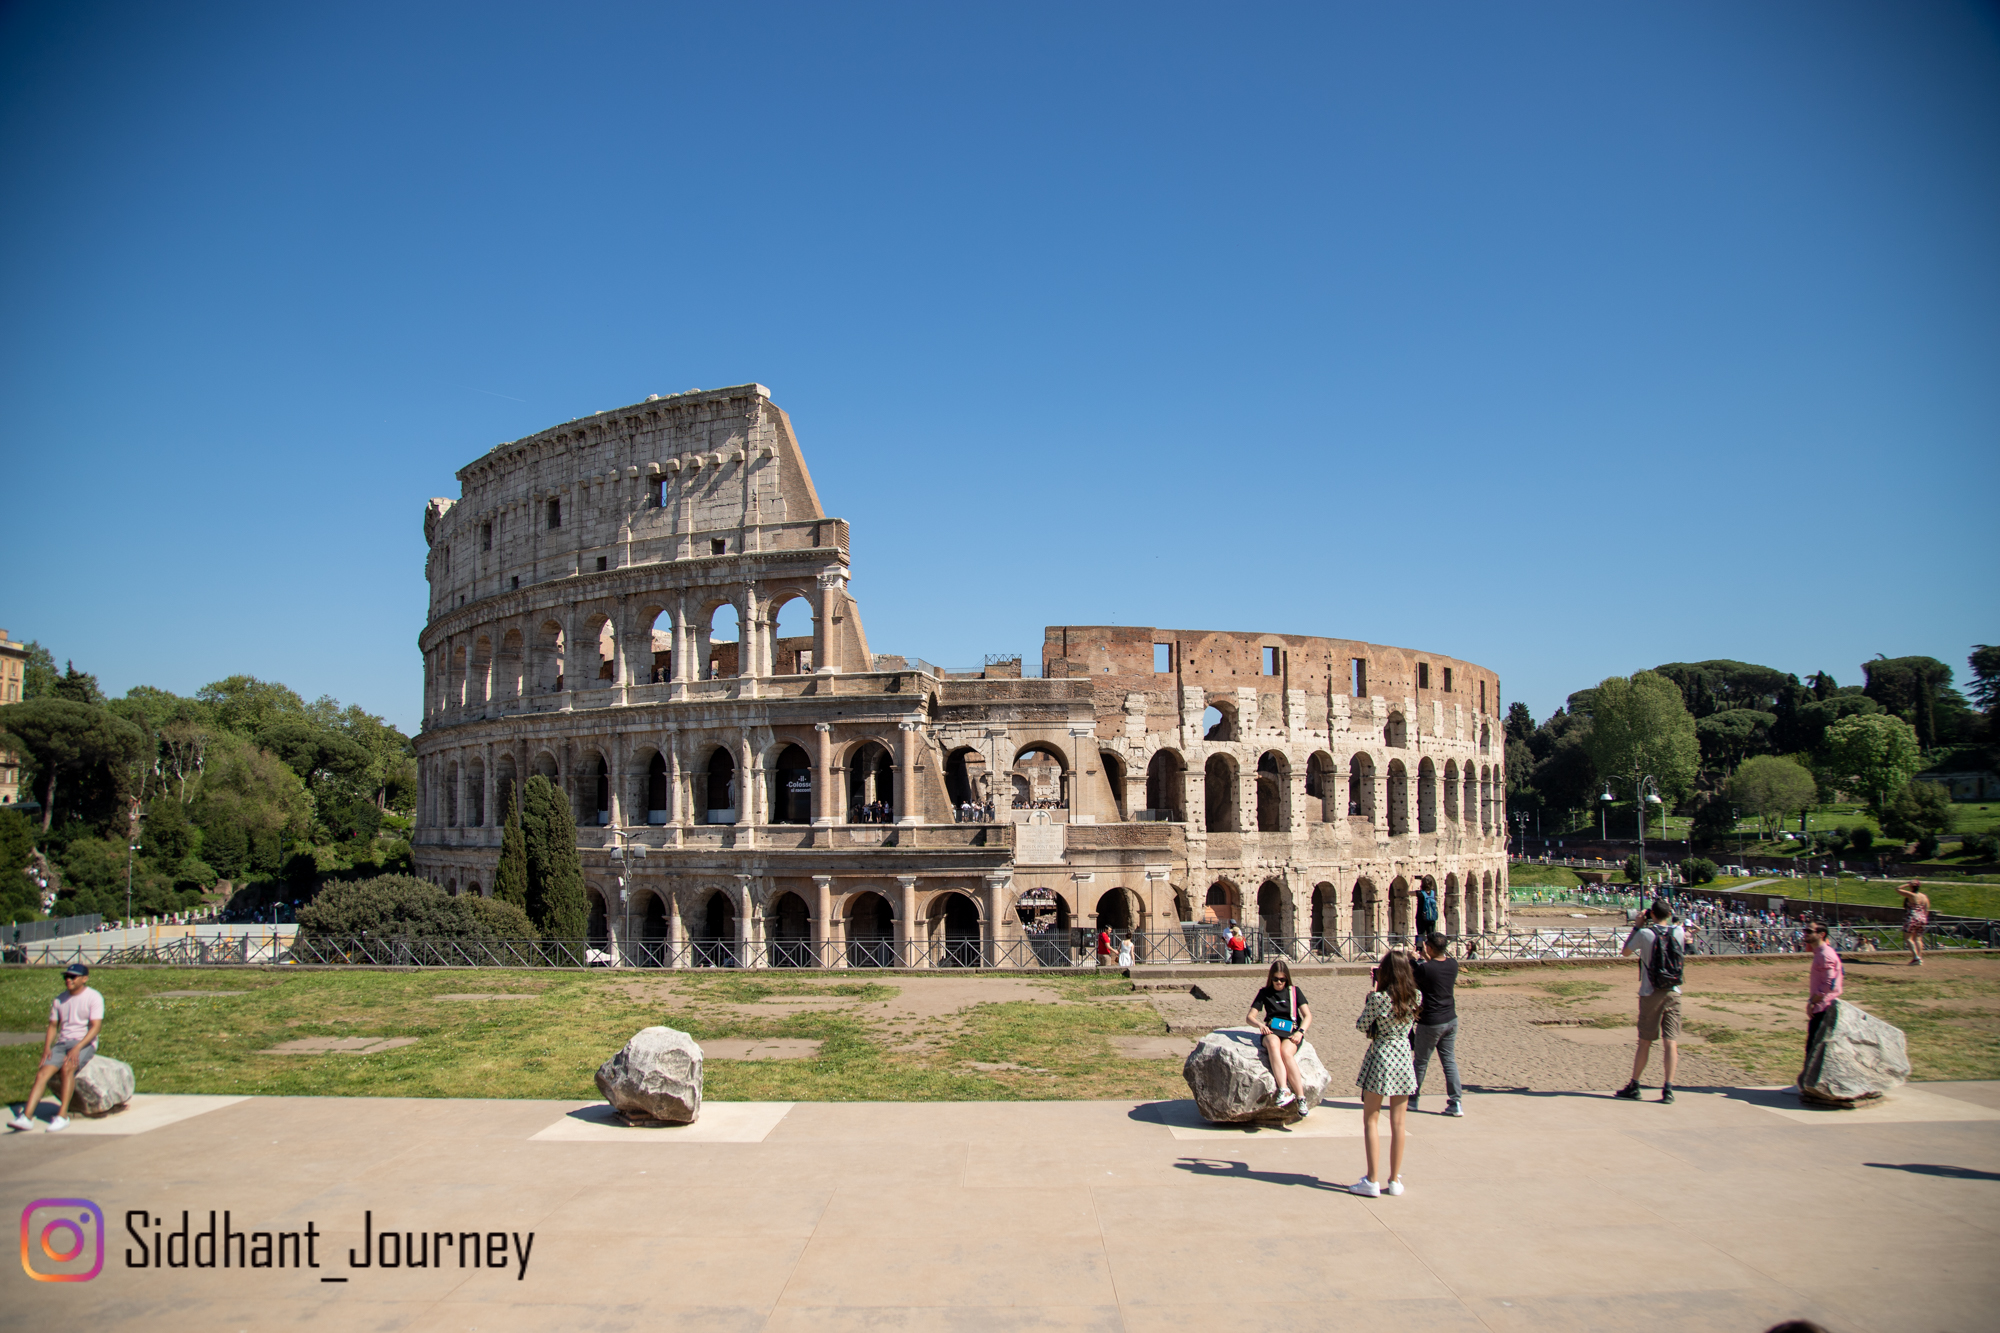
[
  {"xmin": 520, "ymin": 775, "xmax": 587, "ymax": 943},
  {"xmin": 493, "ymin": 787, "xmax": 528, "ymax": 915}
]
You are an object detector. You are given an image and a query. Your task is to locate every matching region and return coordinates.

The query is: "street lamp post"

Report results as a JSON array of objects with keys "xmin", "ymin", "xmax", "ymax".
[{"xmin": 607, "ymin": 829, "xmax": 649, "ymax": 966}]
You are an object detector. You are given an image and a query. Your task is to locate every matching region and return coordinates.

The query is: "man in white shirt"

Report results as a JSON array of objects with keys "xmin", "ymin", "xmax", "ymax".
[
  {"xmin": 8, "ymin": 963, "xmax": 105, "ymax": 1133},
  {"xmin": 1614, "ymin": 901, "xmax": 1684, "ymax": 1105}
]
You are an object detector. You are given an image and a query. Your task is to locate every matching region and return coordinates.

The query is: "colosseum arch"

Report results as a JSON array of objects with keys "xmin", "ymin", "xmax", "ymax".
[
  {"xmin": 580, "ymin": 612, "xmax": 616, "ymax": 685},
  {"xmin": 1011, "ymin": 742, "xmax": 1069, "ymax": 812},
  {"xmin": 1309, "ymin": 881, "xmax": 1339, "ymax": 953},
  {"xmin": 1255, "ymin": 752, "xmax": 1289, "ymax": 832},
  {"xmin": 1256, "ymin": 878, "xmax": 1291, "ymax": 940},
  {"xmin": 580, "ymin": 750, "xmax": 610, "ymax": 826},
  {"xmin": 768, "ymin": 590, "xmax": 816, "ymax": 675},
  {"xmin": 1348, "ymin": 753, "xmax": 1375, "ymax": 822},
  {"xmin": 770, "ymin": 744, "xmax": 813, "ymax": 824},
  {"xmin": 847, "ymin": 740, "xmax": 896, "ymax": 821},
  {"xmin": 535, "ymin": 620, "xmax": 565, "ymax": 693},
  {"xmin": 1463, "ymin": 764, "xmax": 1479, "ymax": 831},
  {"xmin": 944, "ymin": 746, "xmax": 991, "ymax": 811},
  {"xmin": 448, "ymin": 642, "xmax": 468, "ymax": 709},
  {"xmin": 1386, "ymin": 758, "xmax": 1409, "ymax": 835},
  {"xmin": 1464, "ymin": 876, "xmax": 1483, "ymax": 936},
  {"xmin": 444, "ymin": 761, "xmax": 461, "ymax": 827},
  {"xmin": 1417, "ymin": 758, "xmax": 1438, "ymax": 833},
  {"xmin": 845, "ymin": 890, "xmax": 895, "ymax": 967},
  {"xmin": 1444, "ymin": 872, "xmax": 1461, "ymax": 934},
  {"xmin": 1202, "ymin": 699, "xmax": 1238, "ymax": 742},
  {"xmin": 632, "ymin": 888, "xmax": 670, "ymax": 966},
  {"xmin": 1204, "ymin": 754, "xmax": 1240, "ymax": 831},
  {"xmin": 637, "ymin": 604, "xmax": 673, "ymax": 683},
  {"xmin": 493, "ymin": 753, "xmax": 517, "ymax": 821},
  {"xmin": 1145, "ymin": 748, "xmax": 1186, "ymax": 821},
  {"xmin": 1204, "ymin": 880, "xmax": 1240, "ymax": 926},
  {"xmin": 466, "ymin": 756, "xmax": 486, "ymax": 827},
  {"xmin": 1384, "ymin": 711, "xmax": 1407, "ymax": 748},
  {"xmin": 470, "ymin": 636, "xmax": 493, "ymax": 706},
  {"xmin": 703, "ymin": 601, "xmax": 740, "ymax": 679},
  {"xmin": 1479, "ymin": 766, "xmax": 1493, "ymax": 832},
  {"xmin": 1443, "ymin": 759, "xmax": 1460, "ymax": 822},
  {"xmin": 768, "ymin": 890, "xmax": 812, "ymax": 967},
  {"xmin": 928, "ymin": 891, "xmax": 983, "ymax": 967},
  {"xmin": 1100, "ymin": 750, "xmax": 1129, "ymax": 821},
  {"xmin": 701, "ymin": 747, "xmax": 739, "ymax": 823},
  {"xmin": 1388, "ymin": 875, "xmax": 1411, "ymax": 939},
  {"xmin": 1351, "ymin": 876, "xmax": 1380, "ymax": 944},
  {"xmin": 1305, "ymin": 751, "xmax": 1337, "ymax": 823},
  {"xmin": 498, "ymin": 628, "xmax": 524, "ymax": 700},
  {"xmin": 692, "ymin": 888, "xmax": 738, "ymax": 967},
  {"xmin": 532, "ymin": 749, "xmax": 559, "ymax": 782},
  {"xmin": 585, "ymin": 885, "xmax": 611, "ymax": 949}
]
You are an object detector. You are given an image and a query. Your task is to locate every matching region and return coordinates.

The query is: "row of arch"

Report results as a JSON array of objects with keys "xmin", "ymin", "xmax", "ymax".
[
  {"xmin": 1196, "ymin": 870, "xmax": 1504, "ymax": 941},
  {"xmin": 1205, "ymin": 700, "xmax": 1493, "ymax": 758}
]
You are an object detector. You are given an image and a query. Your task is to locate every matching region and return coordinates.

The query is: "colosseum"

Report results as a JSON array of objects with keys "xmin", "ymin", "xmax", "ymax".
[{"xmin": 413, "ymin": 384, "xmax": 1509, "ymax": 966}]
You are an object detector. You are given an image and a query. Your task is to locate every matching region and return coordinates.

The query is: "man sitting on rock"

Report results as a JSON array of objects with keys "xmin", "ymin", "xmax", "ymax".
[{"xmin": 8, "ymin": 963, "xmax": 104, "ymax": 1133}]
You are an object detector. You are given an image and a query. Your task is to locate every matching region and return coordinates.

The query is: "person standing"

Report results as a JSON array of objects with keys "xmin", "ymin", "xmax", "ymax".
[
  {"xmin": 8, "ymin": 964, "xmax": 104, "ymax": 1133},
  {"xmin": 1095, "ymin": 926, "xmax": 1113, "ymax": 969},
  {"xmin": 1802, "ymin": 921, "xmax": 1843, "ymax": 1065},
  {"xmin": 1415, "ymin": 881, "xmax": 1439, "ymax": 947},
  {"xmin": 1226, "ymin": 924, "xmax": 1249, "ymax": 965},
  {"xmin": 1895, "ymin": 881, "xmax": 1929, "ymax": 966},
  {"xmin": 1614, "ymin": 901, "xmax": 1684, "ymax": 1105},
  {"xmin": 1248, "ymin": 959, "xmax": 1313, "ymax": 1114},
  {"xmin": 1351, "ymin": 951, "xmax": 1420, "ymax": 1197},
  {"xmin": 1409, "ymin": 932, "xmax": 1464, "ymax": 1117}
]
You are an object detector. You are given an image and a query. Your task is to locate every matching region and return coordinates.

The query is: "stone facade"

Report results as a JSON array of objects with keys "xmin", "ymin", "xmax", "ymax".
[
  {"xmin": 0, "ymin": 628, "xmax": 24, "ymax": 808},
  {"xmin": 413, "ymin": 385, "xmax": 1508, "ymax": 964}
]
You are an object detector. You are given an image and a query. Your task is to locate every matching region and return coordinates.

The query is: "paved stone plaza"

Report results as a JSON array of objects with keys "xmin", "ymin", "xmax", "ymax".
[{"xmin": 7, "ymin": 1081, "xmax": 1997, "ymax": 1331}]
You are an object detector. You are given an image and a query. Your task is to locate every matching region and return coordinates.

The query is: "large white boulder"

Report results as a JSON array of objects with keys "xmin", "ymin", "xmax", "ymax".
[
  {"xmin": 595, "ymin": 1026, "xmax": 703, "ymax": 1125},
  {"xmin": 1182, "ymin": 1026, "xmax": 1331, "ymax": 1124},
  {"xmin": 74, "ymin": 1055, "xmax": 135, "ymax": 1116},
  {"xmin": 1799, "ymin": 1000, "xmax": 1909, "ymax": 1106}
]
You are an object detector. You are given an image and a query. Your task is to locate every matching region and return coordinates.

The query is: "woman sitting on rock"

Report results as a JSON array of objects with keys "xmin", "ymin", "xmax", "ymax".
[
  {"xmin": 1351, "ymin": 950, "xmax": 1420, "ymax": 1198},
  {"xmin": 1247, "ymin": 959, "xmax": 1313, "ymax": 1114}
]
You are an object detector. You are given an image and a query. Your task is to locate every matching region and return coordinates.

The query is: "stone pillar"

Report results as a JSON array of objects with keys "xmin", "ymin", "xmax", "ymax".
[
  {"xmin": 988, "ymin": 731, "xmax": 1012, "ymax": 822},
  {"xmin": 983, "ymin": 872, "xmax": 1010, "ymax": 966},
  {"xmin": 895, "ymin": 720, "xmax": 920, "ymax": 825},
  {"xmin": 666, "ymin": 889, "xmax": 683, "ymax": 968},
  {"xmin": 671, "ymin": 594, "xmax": 692, "ymax": 685},
  {"xmin": 812, "ymin": 875, "xmax": 833, "ymax": 967},
  {"xmin": 896, "ymin": 875, "xmax": 918, "ymax": 967},
  {"xmin": 738, "ymin": 874, "xmax": 760, "ymax": 968},
  {"xmin": 814, "ymin": 569, "xmax": 844, "ymax": 674},
  {"xmin": 812, "ymin": 722, "xmax": 837, "ymax": 825}
]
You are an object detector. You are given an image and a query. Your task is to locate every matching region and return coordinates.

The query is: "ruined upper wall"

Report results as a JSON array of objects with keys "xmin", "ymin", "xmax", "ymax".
[
  {"xmin": 1043, "ymin": 625, "xmax": 1503, "ymax": 717},
  {"xmin": 420, "ymin": 385, "xmax": 837, "ymax": 618}
]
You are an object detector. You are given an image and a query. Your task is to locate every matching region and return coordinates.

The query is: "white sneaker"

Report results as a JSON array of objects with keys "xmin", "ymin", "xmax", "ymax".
[
  {"xmin": 45, "ymin": 1116, "xmax": 69, "ymax": 1132},
  {"xmin": 1273, "ymin": 1090, "xmax": 1296, "ymax": 1108},
  {"xmin": 1384, "ymin": 1178, "xmax": 1405, "ymax": 1196},
  {"xmin": 1444, "ymin": 1101, "xmax": 1465, "ymax": 1118},
  {"xmin": 1349, "ymin": 1177, "xmax": 1380, "ymax": 1197},
  {"xmin": 1294, "ymin": 1102, "xmax": 1310, "ymax": 1118},
  {"xmin": 6, "ymin": 1113, "xmax": 32, "ymax": 1132}
]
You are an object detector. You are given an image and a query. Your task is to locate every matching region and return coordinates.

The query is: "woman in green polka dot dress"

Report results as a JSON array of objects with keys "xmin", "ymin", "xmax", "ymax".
[{"xmin": 1350, "ymin": 950, "xmax": 1419, "ymax": 1198}]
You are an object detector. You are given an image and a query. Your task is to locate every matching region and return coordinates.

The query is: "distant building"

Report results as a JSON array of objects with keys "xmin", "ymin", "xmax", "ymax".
[{"xmin": 0, "ymin": 628, "xmax": 22, "ymax": 807}]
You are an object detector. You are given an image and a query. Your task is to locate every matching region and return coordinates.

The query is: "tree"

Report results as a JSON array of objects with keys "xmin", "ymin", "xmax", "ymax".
[
  {"xmin": 1969, "ymin": 645, "xmax": 2000, "ymax": 729},
  {"xmin": 466, "ymin": 894, "xmax": 536, "ymax": 939},
  {"xmin": 0, "ymin": 698, "xmax": 149, "ymax": 831},
  {"xmin": 1822, "ymin": 713, "xmax": 1922, "ymax": 814},
  {"xmin": 493, "ymin": 788, "xmax": 528, "ymax": 910},
  {"xmin": 52, "ymin": 662, "xmax": 104, "ymax": 706},
  {"xmin": 1881, "ymin": 780, "xmax": 1953, "ymax": 846},
  {"xmin": 297, "ymin": 874, "xmax": 496, "ymax": 940},
  {"xmin": 1725, "ymin": 755, "xmax": 1817, "ymax": 839},
  {"xmin": 258, "ymin": 716, "xmax": 372, "ymax": 795},
  {"xmin": 519, "ymin": 775, "xmax": 586, "ymax": 940},
  {"xmin": 19, "ymin": 642, "xmax": 58, "ymax": 701},
  {"xmin": 1503, "ymin": 701, "xmax": 1535, "ymax": 745},
  {"xmin": 1696, "ymin": 708, "xmax": 1777, "ymax": 774},
  {"xmin": 1581, "ymin": 672, "xmax": 1699, "ymax": 807},
  {"xmin": 1863, "ymin": 655, "xmax": 1955, "ymax": 750}
]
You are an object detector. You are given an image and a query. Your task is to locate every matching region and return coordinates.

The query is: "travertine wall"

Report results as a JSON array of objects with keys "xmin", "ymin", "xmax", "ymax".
[{"xmin": 413, "ymin": 387, "xmax": 1509, "ymax": 964}]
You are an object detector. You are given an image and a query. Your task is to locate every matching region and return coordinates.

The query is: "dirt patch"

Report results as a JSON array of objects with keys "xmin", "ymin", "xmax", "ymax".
[
  {"xmin": 435, "ymin": 993, "xmax": 540, "ymax": 1001},
  {"xmin": 152, "ymin": 990, "xmax": 248, "ymax": 998},
  {"xmin": 257, "ymin": 1037, "xmax": 420, "ymax": 1055},
  {"xmin": 701, "ymin": 1039, "xmax": 823, "ymax": 1061},
  {"xmin": 1109, "ymin": 1035, "xmax": 1194, "ymax": 1059},
  {"xmin": 0, "ymin": 1033, "xmax": 43, "ymax": 1046}
]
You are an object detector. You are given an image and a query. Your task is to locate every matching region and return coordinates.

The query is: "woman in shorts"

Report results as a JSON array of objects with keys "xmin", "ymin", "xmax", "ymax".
[
  {"xmin": 1351, "ymin": 950, "xmax": 1420, "ymax": 1197},
  {"xmin": 1896, "ymin": 881, "xmax": 1930, "ymax": 965},
  {"xmin": 1247, "ymin": 959, "xmax": 1312, "ymax": 1113}
]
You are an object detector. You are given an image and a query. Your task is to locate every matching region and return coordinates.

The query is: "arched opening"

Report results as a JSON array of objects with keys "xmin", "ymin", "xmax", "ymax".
[
  {"xmin": 586, "ymin": 615, "xmax": 616, "ymax": 683},
  {"xmin": 1384, "ymin": 711, "xmax": 1407, "ymax": 748},
  {"xmin": 1100, "ymin": 750, "xmax": 1128, "ymax": 821},
  {"xmin": 536, "ymin": 621, "xmax": 565, "ymax": 694},
  {"xmin": 1348, "ymin": 753, "xmax": 1375, "ymax": 822},
  {"xmin": 445, "ymin": 762, "xmax": 460, "ymax": 827},
  {"xmin": 929, "ymin": 892, "xmax": 982, "ymax": 967},
  {"xmin": 498, "ymin": 629, "xmax": 524, "ymax": 700},
  {"xmin": 771, "ymin": 594, "xmax": 815, "ymax": 675},
  {"xmin": 1389, "ymin": 876, "xmax": 1410, "ymax": 939},
  {"xmin": 1310, "ymin": 882, "xmax": 1337, "ymax": 954},
  {"xmin": 466, "ymin": 758, "xmax": 487, "ymax": 827},
  {"xmin": 532, "ymin": 750, "xmax": 559, "ymax": 781},
  {"xmin": 1417, "ymin": 876, "xmax": 1440, "ymax": 935},
  {"xmin": 1255, "ymin": 752, "xmax": 1288, "ymax": 832},
  {"xmin": 1202, "ymin": 701, "xmax": 1238, "ymax": 742},
  {"xmin": 637, "ymin": 891, "xmax": 669, "ymax": 967},
  {"xmin": 583, "ymin": 753, "xmax": 609, "ymax": 827},
  {"xmin": 846, "ymin": 891, "xmax": 895, "ymax": 967},
  {"xmin": 847, "ymin": 741, "xmax": 895, "ymax": 822},
  {"xmin": 944, "ymin": 746, "xmax": 990, "ymax": 816},
  {"xmin": 706, "ymin": 603, "xmax": 739, "ymax": 679},
  {"xmin": 1204, "ymin": 754, "xmax": 1239, "ymax": 831},
  {"xmin": 449, "ymin": 643, "xmax": 467, "ymax": 708},
  {"xmin": 1094, "ymin": 887, "xmax": 1135, "ymax": 932},
  {"xmin": 1444, "ymin": 760, "xmax": 1460, "ymax": 822},
  {"xmin": 465, "ymin": 880, "xmax": 481, "ymax": 899},
  {"xmin": 771, "ymin": 744, "xmax": 813, "ymax": 824},
  {"xmin": 1464, "ymin": 764, "xmax": 1479, "ymax": 833},
  {"xmin": 1304, "ymin": 752, "xmax": 1337, "ymax": 822},
  {"xmin": 1481, "ymin": 722, "xmax": 1492, "ymax": 754},
  {"xmin": 1257, "ymin": 879, "xmax": 1288, "ymax": 942},
  {"xmin": 470, "ymin": 637, "xmax": 493, "ymax": 706},
  {"xmin": 585, "ymin": 887, "xmax": 609, "ymax": 949},
  {"xmin": 696, "ymin": 890, "xmax": 737, "ymax": 967},
  {"xmin": 704, "ymin": 748, "xmax": 738, "ymax": 824},
  {"xmin": 768, "ymin": 890, "xmax": 812, "ymax": 967},
  {"xmin": 445, "ymin": 876, "xmax": 456, "ymax": 896},
  {"xmin": 1445, "ymin": 873, "xmax": 1462, "ymax": 935},
  {"xmin": 1386, "ymin": 759, "xmax": 1409, "ymax": 835},
  {"xmin": 1417, "ymin": 758, "xmax": 1438, "ymax": 833},
  {"xmin": 1480, "ymin": 766, "xmax": 1493, "ymax": 833},
  {"xmin": 1173, "ymin": 887, "xmax": 1193, "ymax": 923},
  {"xmin": 1203, "ymin": 881, "xmax": 1239, "ymax": 926},
  {"xmin": 640, "ymin": 607, "xmax": 673, "ymax": 683},
  {"xmin": 646, "ymin": 752, "xmax": 669, "ymax": 824},
  {"xmin": 494, "ymin": 754, "xmax": 517, "ymax": 823},
  {"xmin": 1011, "ymin": 744, "xmax": 1068, "ymax": 813},
  {"xmin": 1465, "ymin": 874, "xmax": 1484, "ymax": 936},
  {"xmin": 1353, "ymin": 877, "xmax": 1382, "ymax": 945},
  {"xmin": 1145, "ymin": 749, "xmax": 1186, "ymax": 821}
]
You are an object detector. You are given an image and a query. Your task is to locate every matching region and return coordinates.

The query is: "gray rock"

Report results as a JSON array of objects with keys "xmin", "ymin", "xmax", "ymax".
[
  {"xmin": 1798, "ymin": 1000, "xmax": 1910, "ymax": 1106},
  {"xmin": 74, "ymin": 1055, "xmax": 134, "ymax": 1116},
  {"xmin": 1182, "ymin": 1026, "xmax": 1331, "ymax": 1124},
  {"xmin": 595, "ymin": 1026, "xmax": 703, "ymax": 1125}
]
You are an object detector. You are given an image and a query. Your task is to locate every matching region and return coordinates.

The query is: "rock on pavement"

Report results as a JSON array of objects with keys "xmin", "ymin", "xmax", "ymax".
[
  {"xmin": 1799, "ymin": 1000, "xmax": 1909, "ymax": 1106},
  {"xmin": 596, "ymin": 1027, "xmax": 703, "ymax": 1125},
  {"xmin": 1183, "ymin": 1026, "xmax": 1330, "ymax": 1124},
  {"xmin": 74, "ymin": 1055, "xmax": 135, "ymax": 1116}
]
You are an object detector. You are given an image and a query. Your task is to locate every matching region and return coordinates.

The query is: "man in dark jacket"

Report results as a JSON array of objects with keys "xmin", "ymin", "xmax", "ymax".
[{"xmin": 1409, "ymin": 932, "xmax": 1463, "ymax": 1117}]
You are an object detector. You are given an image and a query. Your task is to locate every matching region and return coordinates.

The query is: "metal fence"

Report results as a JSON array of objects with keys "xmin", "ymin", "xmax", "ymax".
[{"xmin": 3, "ymin": 913, "xmax": 104, "ymax": 946}]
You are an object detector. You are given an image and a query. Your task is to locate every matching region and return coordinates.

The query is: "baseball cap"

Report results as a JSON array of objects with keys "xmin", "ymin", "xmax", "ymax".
[{"xmin": 63, "ymin": 963, "xmax": 89, "ymax": 977}]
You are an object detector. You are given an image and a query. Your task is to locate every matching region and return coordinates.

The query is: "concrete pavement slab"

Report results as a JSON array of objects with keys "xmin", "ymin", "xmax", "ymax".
[{"xmin": 528, "ymin": 1100, "xmax": 793, "ymax": 1142}]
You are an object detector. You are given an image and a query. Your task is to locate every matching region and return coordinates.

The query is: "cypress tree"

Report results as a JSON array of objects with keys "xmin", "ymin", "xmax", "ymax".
[
  {"xmin": 493, "ymin": 787, "xmax": 528, "ymax": 915},
  {"xmin": 520, "ymin": 774, "xmax": 587, "ymax": 943}
]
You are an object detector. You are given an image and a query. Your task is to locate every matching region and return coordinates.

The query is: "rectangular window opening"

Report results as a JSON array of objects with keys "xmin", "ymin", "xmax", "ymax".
[
  {"xmin": 480, "ymin": 523, "xmax": 492, "ymax": 552},
  {"xmin": 1417, "ymin": 663, "xmax": 1430, "ymax": 689},
  {"xmin": 510, "ymin": 576, "xmax": 519, "ymax": 591},
  {"xmin": 1351, "ymin": 657, "xmax": 1367, "ymax": 698},
  {"xmin": 546, "ymin": 499, "xmax": 561, "ymax": 529},
  {"xmin": 596, "ymin": 556, "xmax": 608, "ymax": 571},
  {"xmin": 654, "ymin": 479, "xmax": 668, "ymax": 507},
  {"xmin": 1479, "ymin": 680, "xmax": 1487, "ymax": 712},
  {"xmin": 1262, "ymin": 646, "xmax": 1280, "ymax": 676},
  {"xmin": 710, "ymin": 538, "xmax": 727, "ymax": 555},
  {"xmin": 1443, "ymin": 667, "xmax": 1454, "ymax": 693},
  {"xmin": 1153, "ymin": 643, "xmax": 1171, "ymax": 673}
]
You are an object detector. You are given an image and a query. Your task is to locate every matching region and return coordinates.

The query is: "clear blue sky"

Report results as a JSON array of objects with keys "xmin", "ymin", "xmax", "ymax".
[{"xmin": 3, "ymin": 1, "xmax": 1995, "ymax": 736}]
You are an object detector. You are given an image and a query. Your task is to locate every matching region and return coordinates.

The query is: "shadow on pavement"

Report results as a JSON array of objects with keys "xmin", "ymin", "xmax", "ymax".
[
  {"xmin": 1864, "ymin": 1162, "xmax": 2000, "ymax": 1181},
  {"xmin": 1172, "ymin": 1157, "xmax": 1350, "ymax": 1191}
]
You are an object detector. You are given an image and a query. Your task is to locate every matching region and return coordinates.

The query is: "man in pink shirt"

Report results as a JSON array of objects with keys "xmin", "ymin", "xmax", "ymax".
[
  {"xmin": 1804, "ymin": 922, "xmax": 1843, "ymax": 1057},
  {"xmin": 8, "ymin": 963, "xmax": 105, "ymax": 1133}
]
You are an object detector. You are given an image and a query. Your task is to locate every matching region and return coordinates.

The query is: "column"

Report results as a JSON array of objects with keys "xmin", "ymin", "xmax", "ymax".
[
  {"xmin": 814, "ymin": 569, "xmax": 843, "ymax": 674},
  {"xmin": 671, "ymin": 594, "xmax": 692, "ymax": 685},
  {"xmin": 988, "ymin": 731, "xmax": 1012, "ymax": 822},
  {"xmin": 895, "ymin": 720, "xmax": 920, "ymax": 825},
  {"xmin": 738, "ymin": 874, "xmax": 760, "ymax": 968},
  {"xmin": 1069, "ymin": 727, "xmax": 1096, "ymax": 824},
  {"xmin": 666, "ymin": 889, "xmax": 683, "ymax": 968},
  {"xmin": 896, "ymin": 875, "xmax": 918, "ymax": 967},
  {"xmin": 482, "ymin": 741, "xmax": 495, "ymax": 836},
  {"xmin": 813, "ymin": 722, "xmax": 837, "ymax": 825},
  {"xmin": 813, "ymin": 875, "xmax": 832, "ymax": 968},
  {"xmin": 982, "ymin": 873, "xmax": 1010, "ymax": 967}
]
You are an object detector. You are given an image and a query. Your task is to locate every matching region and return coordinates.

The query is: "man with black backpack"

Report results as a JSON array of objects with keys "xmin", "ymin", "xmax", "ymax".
[
  {"xmin": 1614, "ymin": 900, "xmax": 1685, "ymax": 1104},
  {"xmin": 1414, "ymin": 882, "xmax": 1439, "ymax": 947}
]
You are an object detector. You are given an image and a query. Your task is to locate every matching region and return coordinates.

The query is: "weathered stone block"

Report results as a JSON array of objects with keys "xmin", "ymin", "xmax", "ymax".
[
  {"xmin": 1182, "ymin": 1026, "xmax": 1330, "ymax": 1124},
  {"xmin": 1799, "ymin": 1000, "xmax": 1909, "ymax": 1106},
  {"xmin": 74, "ymin": 1055, "xmax": 135, "ymax": 1116},
  {"xmin": 596, "ymin": 1026, "xmax": 703, "ymax": 1125}
]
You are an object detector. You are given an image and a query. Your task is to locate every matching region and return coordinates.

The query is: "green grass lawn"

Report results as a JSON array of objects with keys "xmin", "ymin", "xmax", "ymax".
[{"xmin": 0, "ymin": 968, "xmax": 1189, "ymax": 1105}]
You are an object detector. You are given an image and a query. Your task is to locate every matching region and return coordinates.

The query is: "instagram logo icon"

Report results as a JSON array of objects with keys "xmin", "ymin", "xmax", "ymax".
[{"xmin": 20, "ymin": 1199, "xmax": 104, "ymax": 1282}]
